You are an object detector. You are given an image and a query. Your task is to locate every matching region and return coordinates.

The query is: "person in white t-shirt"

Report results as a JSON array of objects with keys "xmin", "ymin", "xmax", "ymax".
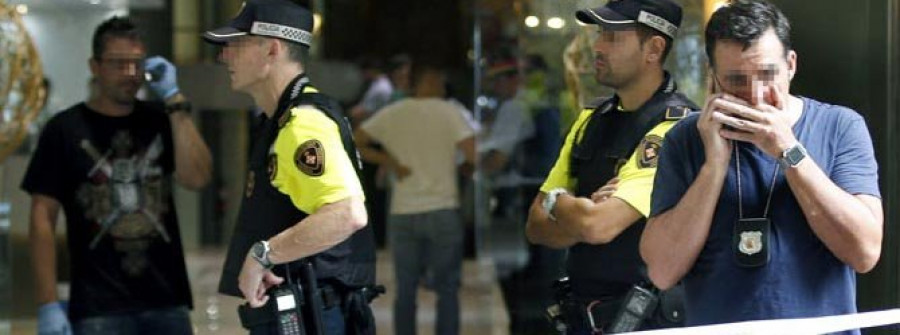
[
  {"xmin": 355, "ymin": 64, "xmax": 475, "ymax": 335},
  {"xmin": 350, "ymin": 57, "xmax": 394, "ymax": 125}
]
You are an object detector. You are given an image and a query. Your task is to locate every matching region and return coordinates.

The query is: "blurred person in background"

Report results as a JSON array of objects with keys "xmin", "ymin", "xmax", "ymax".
[
  {"xmin": 350, "ymin": 55, "xmax": 393, "ymax": 125},
  {"xmin": 355, "ymin": 64, "xmax": 476, "ymax": 335},
  {"xmin": 387, "ymin": 53, "xmax": 413, "ymax": 102}
]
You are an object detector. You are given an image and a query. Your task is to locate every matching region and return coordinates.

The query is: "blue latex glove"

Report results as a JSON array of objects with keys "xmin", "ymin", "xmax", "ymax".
[
  {"xmin": 37, "ymin": 301, "xmax": 72, "ymax": 335},
  {"xmin": 144, "ymin": 56, "xmax": 180, "ymax": 100}
]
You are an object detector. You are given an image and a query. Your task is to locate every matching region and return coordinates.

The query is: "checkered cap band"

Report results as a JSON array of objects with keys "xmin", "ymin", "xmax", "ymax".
[{"xmin": 251, "ymin": 21, "xmax": 312, "ymax": 46}]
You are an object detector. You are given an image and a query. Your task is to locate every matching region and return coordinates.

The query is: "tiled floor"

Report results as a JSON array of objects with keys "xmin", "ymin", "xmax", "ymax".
[{"xmin": 9, "ymin": 249, "xmax": 510, "ymax": 335}]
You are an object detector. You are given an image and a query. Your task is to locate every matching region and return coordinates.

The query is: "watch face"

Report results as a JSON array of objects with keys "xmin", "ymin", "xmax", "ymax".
[
  {"xmin": 252, "ymin": 242, "xmax": 265, "ymax": 258},
  {"xmin": 786, "ymin": 146, "xmax": 805, "ymax": 164}
]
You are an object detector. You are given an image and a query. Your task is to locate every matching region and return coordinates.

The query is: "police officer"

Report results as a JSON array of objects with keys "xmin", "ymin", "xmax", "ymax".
[
  {"xmin": 525, "ymin": 0, "xmax": 697, "ymax": 333},
  {"xmin": 202, "ymin": 1, "xmax": 377, "ymax": 334}
]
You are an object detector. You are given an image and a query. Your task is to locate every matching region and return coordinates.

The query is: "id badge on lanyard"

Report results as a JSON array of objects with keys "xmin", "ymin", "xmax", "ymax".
[
  {"xmin": 731, "ymin": 143, "xmax": 778, "ymax": 268},
  {"xmin": 733, "ymin": 217, "xmax": 771, "ymax": 267}
]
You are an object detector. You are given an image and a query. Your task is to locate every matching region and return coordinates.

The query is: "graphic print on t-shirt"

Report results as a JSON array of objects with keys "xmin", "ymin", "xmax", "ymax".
[{"xmin": 76, "ymin": 130, "xmax": 171, "ymax": 276}]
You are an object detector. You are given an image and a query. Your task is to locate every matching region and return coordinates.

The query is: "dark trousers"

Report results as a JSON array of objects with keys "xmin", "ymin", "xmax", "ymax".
[{"xmin": 390, "ymin": 209, "xmax": 463, "ymax": 335}]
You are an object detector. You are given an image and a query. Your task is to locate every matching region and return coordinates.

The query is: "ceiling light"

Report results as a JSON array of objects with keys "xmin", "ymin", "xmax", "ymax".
[
  {"xmin": 525, "ymin": 16, "xmax": 540, "ymax": 28},
  {"xmin": 547, "ymin": 17, "xmax": 565, "ymax": 29},
  {"xmin": 313, "ymin": 13, "xmax": 323, "ymax": 35}
]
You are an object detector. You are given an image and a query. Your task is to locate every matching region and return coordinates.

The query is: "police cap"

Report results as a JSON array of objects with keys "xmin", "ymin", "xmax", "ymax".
[{"xmin": 203, "ymin": 0, "xmax": 314, "ymax": 47}]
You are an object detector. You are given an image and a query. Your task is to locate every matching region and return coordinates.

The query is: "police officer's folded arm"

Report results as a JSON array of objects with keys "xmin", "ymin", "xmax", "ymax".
[
  {"xmin": 552, "ymin": 132, "xmax": 661, "ymax": 245},
  {"xmin": 554, "ymin": 194, "xmax": 642, "ymax": 244},
  {"xmin": 526, "ymin": 112, "xmax": 589, "ymax": 249},
  {"xmin": 525, "ymin": 194, "xmax": 580, "ymax": 249}
]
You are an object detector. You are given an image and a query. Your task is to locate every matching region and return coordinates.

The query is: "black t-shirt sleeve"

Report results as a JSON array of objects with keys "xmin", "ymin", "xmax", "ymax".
[{"xmin": 21, "ymin": 116, "xmax": 67, "ymax": 200}]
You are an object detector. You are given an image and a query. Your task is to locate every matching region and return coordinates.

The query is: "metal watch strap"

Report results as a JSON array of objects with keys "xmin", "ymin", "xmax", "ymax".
[
  {"xmin": 544, "ymin": 188, "xmax": 567, "ymax": 221},
  {"xmin": 252, "ymin": 241, "xmax": 274, "ymax": 269},
  {"xmin": 778, "ymin": 142, "xmax": 807, "ymax": 169}
]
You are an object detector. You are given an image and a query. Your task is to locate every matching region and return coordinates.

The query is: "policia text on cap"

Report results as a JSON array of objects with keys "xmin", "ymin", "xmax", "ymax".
[
  {"xmin": 202, "ymin": 1, "xmax": 380, "ymax": 334},
  {"xmin": 525, "ymin": 0, "xmax": 698, "ymax": 333}
]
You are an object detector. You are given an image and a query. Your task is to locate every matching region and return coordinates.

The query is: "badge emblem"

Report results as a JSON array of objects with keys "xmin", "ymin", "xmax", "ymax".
[
  {"xmin": 295, "ymin": 139, "xmax": 324, "ymax": 176},
  {"xmin": 267, "ymin": 154, "xmax": 278, "ymax": 181},
  {"xmin": 637, "ymin": 135, "xmax": 663, "ymax": 169},
  {"xmin": 245, "ymin": 171, "xmax": 255, "ymax": 198},
  {"xmin": 738, "ymin": 231, "xmax": 763, "ymax": 255}
]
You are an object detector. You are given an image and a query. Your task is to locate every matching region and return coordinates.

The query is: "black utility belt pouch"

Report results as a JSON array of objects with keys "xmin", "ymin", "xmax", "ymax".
[
  {"xmin": 238, "ymin": 284, "xmax": 308, "ymax": 335},
  {"xmin": 733, "ymin": 217, "xmax": 771, "ymax": 267},
  {"xmin": 606, "ymin": 285, "xmax": 659, "ymax": 333},
  {"xmin": 343, "ymin": 285, "xmax": 384, "ymax": 335}
]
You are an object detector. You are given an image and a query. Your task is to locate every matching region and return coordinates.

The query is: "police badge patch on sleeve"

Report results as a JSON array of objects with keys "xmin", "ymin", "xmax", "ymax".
[
  {"xmin": 295, "ymin": 139, "xmax": 325, "ymax": 176},
  {"xmin": 637, "ymin": 135, "xmax": 663, "ymax": 169}
]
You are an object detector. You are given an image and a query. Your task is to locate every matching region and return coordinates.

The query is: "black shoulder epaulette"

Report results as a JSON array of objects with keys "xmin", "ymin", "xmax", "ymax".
[
  {"xmin": 664, "ymin": 106, "xmax": 692, "ymax": 121},
  {"xmin": 277, "ymin": 86, "xmax": 323, "ymax": 129}
]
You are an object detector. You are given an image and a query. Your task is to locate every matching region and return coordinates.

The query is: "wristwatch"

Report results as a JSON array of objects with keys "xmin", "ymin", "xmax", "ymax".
[
  {"xmin": 542, "ymin": 188, "xmax": 568, "ymax": 221},
  {"xmin": 778, "ymin": 142, "xmax": 808, "ymax": 169},
  {"xmin": 250, "ymin": 241, "xmax": 274, "ymax": 270},
  {"xmin": 164, "ymin": 101, "xmax": 192, "ymax": 115}
]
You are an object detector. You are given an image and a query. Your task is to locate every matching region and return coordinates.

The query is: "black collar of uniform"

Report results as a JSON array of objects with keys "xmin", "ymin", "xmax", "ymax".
[
  {"xmin": 272, "ymin": 73, "xmax": 311, "ymax": 124},
  {"xmin": 597, "ymin": 71, "xmax": 676, "ymax": 115}
]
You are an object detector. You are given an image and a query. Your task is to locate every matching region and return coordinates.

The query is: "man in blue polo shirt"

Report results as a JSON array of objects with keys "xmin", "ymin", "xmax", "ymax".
[{"xmin": 640, "ymin": 0, "xmax": 883, "ymax": 333}]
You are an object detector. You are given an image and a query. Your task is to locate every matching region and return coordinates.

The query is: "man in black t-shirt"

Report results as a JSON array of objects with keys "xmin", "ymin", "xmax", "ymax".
[{"xmin": 22, "ymin": 17, "xmax": 211, "ymax": 335}]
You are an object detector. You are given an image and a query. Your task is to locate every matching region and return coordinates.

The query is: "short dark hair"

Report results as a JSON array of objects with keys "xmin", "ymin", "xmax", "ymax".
[
  {"xmin": 705, "ymin": 0, "xmax": 792, "ymax": 67},
  {"xmin": 635, "ymin": 24, "xmax": 674, "ymax": 63},
  {"xmin": 92, "ymin": 16, "xmax": 141, "ymax": 60},
  {"xmin": 387, "ymin": 53, "xmax": 412, "ymax": 73},
  {"xmin": 283, "ymin": 40, "xmax": 309, "ymax": 65}
]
